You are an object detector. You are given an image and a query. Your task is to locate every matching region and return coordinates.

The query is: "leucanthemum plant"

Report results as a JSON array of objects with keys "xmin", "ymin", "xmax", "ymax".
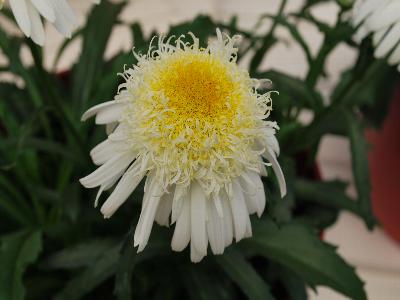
[{"xmin": 80, "ymin": 30, "xmax": 286, "ymax": 262}]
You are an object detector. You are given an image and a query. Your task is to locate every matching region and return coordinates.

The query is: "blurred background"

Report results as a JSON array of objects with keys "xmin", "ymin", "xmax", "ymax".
[{"xmin": 1, "ymin": 0, "xmax": 399, "ymax": 299}]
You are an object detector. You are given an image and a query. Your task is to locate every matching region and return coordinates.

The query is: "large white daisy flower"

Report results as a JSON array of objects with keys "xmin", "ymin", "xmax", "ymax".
[
  {"xmin": 4, "ymin": 0, "xmax": 100, "ymax": 46},
  {"xmin": 80, "ymin": 30, "xmax": 286, "ymax": 263},
  {"xmin": 352, "ymin": 0, "xmax": 400, "ymax": 71}
]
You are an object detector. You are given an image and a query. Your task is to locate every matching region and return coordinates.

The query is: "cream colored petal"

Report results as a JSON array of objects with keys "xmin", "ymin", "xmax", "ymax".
[
  {"xmin": 101, "ymin": 161, "xmax": 145, "ymax": 218},
  {"xmin": 171, "ymin": 193, "xmax": 191, "ymax": 251},
  {"xmin": 9, "ymin": 0, "xmax": 31, "ymax": 37},
  {"xmin": 26, "ymin": 1, "xmax": 45, "ymax": 46},
  {"xmin": 190, "ymin": 181, "xmax": 208, "ymax": 256}
]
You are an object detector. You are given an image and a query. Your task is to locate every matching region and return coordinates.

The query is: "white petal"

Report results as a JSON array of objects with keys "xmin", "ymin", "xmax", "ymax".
[
  {"xmin": 80, "ymin": 153, "xmax": 134, "ymax": 188},
  {"xmin": 262, "ymin": 149, "xmax": 287, "ymax": 197},
  {"xmin": 372, "ymin": 27, "xmax": 388, "ymax": 47},
  {"xmin": 134, "ymin": 177, "xmax": 163, "ymax": 252},
  {"xmin": 244, "ymin": 217, "xmax": 252, "ymax": 238},
  {"xmin": 100, "ymin": 161, "xmax": 145, "ymax": 218},
  {"xmin": 353, "ymin": 0, "xmax": 387, "ymax": 26},
  {"xmin": 368, "ymin": 1, "xmax": 400, "ymax": 31},
  {"xmin": 10, "ymin": 0, "xmax": 31, "ymax": 37},
  {"xmin": 155, "ymin": 186, "xmax": 174, "ymax": 227},
  {"xmin": 95, "ymin": 104, "xmax": 124, "ymax": 125},
  {"xmin": 389, "ymin": 42, "xmax": 400, "ymax": 65},
  {"xmin": 190, "ymin": 181, "xmax": 208, "ymax": 255},
  {"xmin": 246, "ymin": 171, "xmax": 266, "ymax": 217},
  {"xmin": 375, "ymin": 23, "xmax": 400, "ymax": 58},
  {"xmin": 50, "ymin": 0, "xmax": 77, "ymax": 37},
  {"xmin": 81, "ymin": 101, "xmax": 118, "ymax": 121},
  {"xmin": 171, "ymin": 184, "xmax": 187, "ymax": 224},
  {"xmin": 26, "ymin": 1, "xmax": 45, "ymax": 46},
  {"xmin": 94, "ymin": 169, "xmax": 124, "ymax": 207},
  {"xmin": 171, "ymin": 194, "xmax": 190, "ymax": 251},
  {"xmin": 190, "ymin": 238, "xmax": 205, "ymax": 263},
  {"xmin": 221, "ymin": 190, "xmax": 233, "ymax": 247},
  {"xmin": 239, "ymin": 174, "xmax": 258, "ymax": 215},
  {"xmin": 90, "ymin": 139, "xmax": 116, "ymax": 166},
  {"xmin": 31, "ymin": 0, "xmax": 55, "ymax": 22},
  {"xmin": 206, "ymin": 198, "xmax": 225, "ymax": 255},
  {"xmin": 230, "ymin": 180, "xmax": 250, "ymax": 242},
  {"xmin": 266, "ymin": 135, "xmax": 280, "ymax": 156}
]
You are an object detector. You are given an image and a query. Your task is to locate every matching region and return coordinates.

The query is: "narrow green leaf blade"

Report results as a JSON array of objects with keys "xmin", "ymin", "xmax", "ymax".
[
  {"xmin": 0, "ymin": 230, "xmax": 42, "ymax": 300},
  {"xmin": 216, "ymin": 248, "xmax": 275, "ymax": 300}
]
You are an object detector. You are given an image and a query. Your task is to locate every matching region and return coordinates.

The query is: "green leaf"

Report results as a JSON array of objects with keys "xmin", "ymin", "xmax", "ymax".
[
  {"xmin": 346, "ymin": 113, "xmax": 376, "ymax": 229},
  {"xmin": 72, "ymin": 0, "xmax": 126, "ymax": 110},
  {"xmin": 295, "ymin": 179, "xmax": 360, "ymax": 215},
  {"xmin": 215, "ymin": 248, "xmax": 275, "ymax": 300},
  {"xmin": 54, "ymin": 244, "xmax": 120, "ymax": 300},
  {"xmin": 43, "ymin": 238, "xmax": 116, "ymax": 270},
  {"xmin": 245, "ymin": 219, "xmax": 367, "ymax": 300},
  {"xmin": 0, "ymin": 230, "xmax": 42, "ymax": 300}
]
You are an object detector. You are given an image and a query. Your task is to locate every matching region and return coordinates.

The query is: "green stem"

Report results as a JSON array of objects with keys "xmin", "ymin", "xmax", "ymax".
[{"xmin": 249, "ymin": 0, "xmax": 287, "ymax": 73}]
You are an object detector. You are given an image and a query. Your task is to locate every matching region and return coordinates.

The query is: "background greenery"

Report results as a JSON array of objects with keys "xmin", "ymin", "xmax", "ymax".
[{"xmin": 0, "ymin": 0, "xmax": 398, "ymax": 299}]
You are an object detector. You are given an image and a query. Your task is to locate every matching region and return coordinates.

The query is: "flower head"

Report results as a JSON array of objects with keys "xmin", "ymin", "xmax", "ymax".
[
  {"xmin": 352, "ymin": 0, "xmax": 400, "ymax": 71},
  {"xmin": 80, "ymin": 30, "xmax": 286, "ymax": 262}
]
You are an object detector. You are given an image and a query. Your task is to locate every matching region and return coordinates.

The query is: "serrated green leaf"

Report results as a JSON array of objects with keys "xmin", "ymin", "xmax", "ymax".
[
  {"xmin": 245, "ymin": 219, "xmax": 367, "ymax": 300},
  {"xmin": 346, "ymin": 113, "xmax": 376, "ymax": 229},
  {"xmin": 0, "ymin": 230, "xmax": 42, "ymax": 300}
]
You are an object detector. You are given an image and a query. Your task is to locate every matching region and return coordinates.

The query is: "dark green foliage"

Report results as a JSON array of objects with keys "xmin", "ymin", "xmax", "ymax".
[{"xmin": 0, "ymin": 0, "xmax": 397, "ymax": 299}]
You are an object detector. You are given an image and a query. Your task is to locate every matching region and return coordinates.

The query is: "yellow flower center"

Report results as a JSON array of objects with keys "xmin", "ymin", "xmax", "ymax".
[{"xmin": 152, "ymin": 52, "xmax": 235, "ymax": 119}]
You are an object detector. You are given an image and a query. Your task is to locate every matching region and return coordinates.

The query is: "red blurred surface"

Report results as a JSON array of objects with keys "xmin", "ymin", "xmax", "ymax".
[{"xmin": 366, "ymin": 86, "xmax": 400, "ymax": 243}]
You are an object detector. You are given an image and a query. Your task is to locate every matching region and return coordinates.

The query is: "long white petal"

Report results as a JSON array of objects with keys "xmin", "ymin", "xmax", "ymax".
[
  {"xmin": 80, "ymin": 153, "xmax": 134, "ymax": 188},
  {"xmin": 230, "ymin": 180, "xmax": 250, "ymax": 241},
  {"xmin": 50, "ymin": 0, "xmax": 77, "ymax": 37},
  {"xmin": 155, "ymin": 186, "xmax": 174, "ymax": 227},
  {"xmin": 262, "ymin": 149, "xmax": 287, "ymax": 197},
  {"xmin": 375, "ymin": 23, "xmax": 400, "ymax": 58},
  {"xmin": 190, "ymin": 181, "xmax": 208, "ymax": 256},
  {"xmin": 90, "ymin": 139, "xmax": 116, "ymax": 166},
  {"xmin": 389, "ymin": 43, "xmax": 400, "ymax": 65},
  {"xmin": 81, "ymin": 101, "xmax": 118, "ymax": 121},
  {"xmin": 171, "ymin": 194, "xmax": 191, "ymax": 251},
  {"xmin": 95, "ymin": 104, "xmax": 124, "ymax": 125},
  {"xmin": 190, "ymin": 238, "xmax": 205, "ymax": 263},
  {"xmin": 10, "ymin": 0, "xmax": 31, "ymax": 37},
  {"xmin": 206, "ymin": 198, "xmax": 225, "ymax": 255},
  {"xmin": 171, "ymin": 184, "xmax": 187, "ymax": 224},
  {"xmin": 221, "ymin": 190, "xmax": 233, "ymax": 247},
  {"xmin": 134, "ymin": 178, "xmax": 163, "ymax": 252},
  {"xmin": 26, "ymin": 1, "xmax": 45, "ymax": 46},
  {"xmin": 367, "ymin": 1, "xmax": 400, "ymax": 31},
  {"xmin": 247, "ymin": 171, "xmax": 266, "ymax": 217},
  {"xmin": 31, "ymin": 0, "xmax": 55, "ymax": 22},
  {"xmin": 100, "ymin": 161, "xmax": 145, "ymax": 218}
]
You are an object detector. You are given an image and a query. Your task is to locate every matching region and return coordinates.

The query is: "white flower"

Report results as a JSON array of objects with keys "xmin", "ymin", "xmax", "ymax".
[
  {"xmin": 352, "ymin": 0, "xmax": 400, "ymax": 71},
  {"xmin": 80, "ymin": 30, "xmax": 286, "ymax": 263},
  {"xmin": 6, "ymin": 0, "xmax": 77, "ymax": 46}
]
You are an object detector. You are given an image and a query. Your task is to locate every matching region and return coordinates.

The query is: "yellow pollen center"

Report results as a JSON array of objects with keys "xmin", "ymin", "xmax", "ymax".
[{"xmin": 152, "ymin": 52, "xmax": 235, "ymax": 119}]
